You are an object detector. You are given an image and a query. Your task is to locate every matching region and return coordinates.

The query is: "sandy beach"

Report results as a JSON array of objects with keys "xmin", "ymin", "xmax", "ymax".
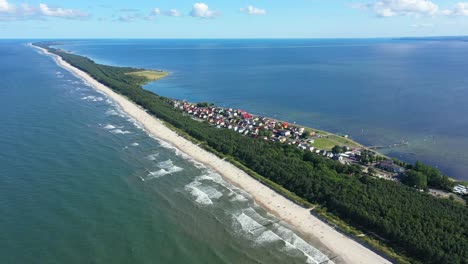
[{"xmin": 33, "ymin": 44, "xmax": 391, "ymax": 264}]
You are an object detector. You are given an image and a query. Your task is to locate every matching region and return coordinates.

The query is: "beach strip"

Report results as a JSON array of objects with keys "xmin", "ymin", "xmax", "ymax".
[{"xmin": 33, "ymin": 44, "xmax": 391, "ymax": 264}]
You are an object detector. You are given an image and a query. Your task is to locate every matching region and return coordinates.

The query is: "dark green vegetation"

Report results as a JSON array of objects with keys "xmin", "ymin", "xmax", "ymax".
[
  {"xmin": 35, "ymin": 42, "xmax": 468, "ymax": 264},
  {"xmin": 392, "ymin": 159, "xmax": 455, "ymax": 191}
]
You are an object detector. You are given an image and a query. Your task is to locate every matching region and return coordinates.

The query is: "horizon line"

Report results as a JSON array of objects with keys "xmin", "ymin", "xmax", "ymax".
[{"xmin": 2, "ymin": 35, "xmax": 468, "ymax": 41}]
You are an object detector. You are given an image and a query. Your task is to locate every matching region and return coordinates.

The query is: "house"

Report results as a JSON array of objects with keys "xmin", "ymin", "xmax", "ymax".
[
  {"xmin": 376, "ymin": 161, "xmax": 405, "ymax": 173},
  {"xmin": 280, "ymin": 130, "xmax": 291, "ymax": 137},
  {"xmin": 333, "ymin": 155, "xmax": 344, "ymax": 161},
  {"xmin": 453, "ymin": 184, "xmax": 468, "ymax": 195}
]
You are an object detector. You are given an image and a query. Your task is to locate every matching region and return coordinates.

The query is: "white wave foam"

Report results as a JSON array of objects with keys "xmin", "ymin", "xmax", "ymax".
[
  {"xmin": 146, "ymin": 165, "xmax": 183, "ymax": 180},
  {"xmin": 127, "ymin": 117, "xmax": 145, "ymax": 131},
  {"xmin": 110, "ymin": 129, "xmax": 131, "ymax": 134},
  {"xmin": 104, "ymin": 124, "xmax": 116, "ymax": 130},
  {"xmin": 157, "ymin": 159, "xmax": 174, "ymax": 169},
  {"xmin": 146, "ymin": 153, "xmax": 159, "ymax": 160},
  {"xmin": 146, "ymin": 159, "xmax": 183, "ymax": 179},
  {"xmin": 256, "ymin": 230, "xmax": 282, "ymax": 245},
  {"xmin": 81, "ymin": 95, "xmax": 104, "ymax": 102},
  {"xmin": 275, "ymin": 224, "xmax": 330, "ymax": 264},
  {"xmin": 195, "ymin": 172, "xmax": 224, "ymax": 184},
  {"xmin": 185, "ymin": 181, "xmax": 213, "ymax": 205},
  {"xmin": 243, "ymin": 207, "xmax": 270, "ymax": 224},
  {"xmin": 236, "ymin": 213, "xmax": 263, "ymax": 234},
  {"xmin": 230, "ymin": 194, "xmax": 248, "ymax": 202},
  {"xmin": 200, "ymin": 185, "xmax": 223, "ymax": 200},
  {"xmin": 130, "ymin": 142, "xmax": 139, "ymax": 146},
  {"xmin": 105, "ymin": 109, "xmax": 119, "ymax": 116}
]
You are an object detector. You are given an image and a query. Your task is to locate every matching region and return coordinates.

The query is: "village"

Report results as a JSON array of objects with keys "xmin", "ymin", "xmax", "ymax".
[
  {"xmin": 173, "ymin": 101, "xmax": 406, "ymax": 173},
  {"xmin": 172, "ymin": 100, "xmax": 468, "ymax": 201}
]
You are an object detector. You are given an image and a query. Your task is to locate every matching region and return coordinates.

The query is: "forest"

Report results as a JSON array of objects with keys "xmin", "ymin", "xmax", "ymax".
[{"xmin": 35, "ymin": 42, "xmax": 468, "ymax": 264}]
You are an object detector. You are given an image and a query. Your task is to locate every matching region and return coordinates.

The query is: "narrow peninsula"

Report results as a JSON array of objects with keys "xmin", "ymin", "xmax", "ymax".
[{"xmin": 32, "ymin": 42, "xmax": 468, "ymax": 264}]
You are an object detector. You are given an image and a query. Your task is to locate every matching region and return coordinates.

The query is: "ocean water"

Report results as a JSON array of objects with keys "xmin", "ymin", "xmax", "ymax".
[
  {"xmin": 58, "ymin": 39, "xmax": 468, "ymax": 181},
  {"xmin": 0, "ymin": 41, "xmax": 334, "ymax": 263}
]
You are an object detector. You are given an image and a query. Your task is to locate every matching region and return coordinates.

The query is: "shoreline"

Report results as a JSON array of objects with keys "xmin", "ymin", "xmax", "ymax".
[{"xmin": 32, "ymin": 44, "xmax": 391, "ymax": 264}]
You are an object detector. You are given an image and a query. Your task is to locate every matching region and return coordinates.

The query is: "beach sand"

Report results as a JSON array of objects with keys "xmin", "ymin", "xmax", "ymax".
[{"xmin": 33, "ymin": 44, "xmax": 391, "ymax": 264}]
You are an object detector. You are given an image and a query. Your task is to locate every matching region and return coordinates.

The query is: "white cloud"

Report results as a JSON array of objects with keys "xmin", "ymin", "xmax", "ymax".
[
  {"xmin": 240, "ymin": 5, "xmax": 266, "ymax": 15},
  {"xmin": 410, "ymin": 23, "xmax": 434, "ymax": 27},
  {"xmin": 19, "ymin": 3, "xmax": 35, "ymax": 16},
  {"xmin": 118, "ymin": 14, "xmax": 138, "ymax": 22},
  {"xmin": 190, "ymin": 2, "xmax": 218, "ymax": 18},
  {"xmin": 151, "ymin": 8, "xmax": 160, "ymax": 16},
  {"xmin": 147, "ymin": 7, "xmax": 182, "ymax": 18},
  {"xmin": 0, "ymin": 0, "xmax": 15, "ymax": 13},
  {"xmin": 39, "ymin": 3, "xmax": 88, "ymax": 18},
  {"xmin": 367, "ymin": 0, "xmax": 439, "ymax": 17},
  {"xmin": 166, "ymin": 9, "xmax": 182, "ymax": 17},
  {"xmin": 1, "ymin": 1, "xmax": 89, "ymax": 20},
  {"xmin": 444, "ymin": 2, "xmax": 468, "ymax": 16}
]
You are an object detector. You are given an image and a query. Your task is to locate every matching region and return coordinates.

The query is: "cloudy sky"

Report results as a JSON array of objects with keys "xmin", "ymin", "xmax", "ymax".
[{"xmin": 1, "ymin": 0, "xmax": 468, "ymax": 38}]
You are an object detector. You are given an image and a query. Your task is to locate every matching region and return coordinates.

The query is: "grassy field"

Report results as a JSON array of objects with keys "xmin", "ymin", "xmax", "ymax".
[
  {"xmin": 310, "ymin": 138, "xmax": 338, "ymax": 150},
  {"xmin": 126, "ymin": 70, "xmax": 168, "ymax": 83},
  {"xmin": 309, "ymin": 133, "xmax": 363, "ymax": 151}
]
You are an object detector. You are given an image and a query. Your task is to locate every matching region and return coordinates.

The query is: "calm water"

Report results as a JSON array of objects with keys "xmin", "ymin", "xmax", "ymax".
[
  {"xmin": 59, "ymin": 39, "xmax": 468, "ymax": 181},
  {"xmin": 0, "ymin": 42, "xmax": 333, "ymax": 263}
]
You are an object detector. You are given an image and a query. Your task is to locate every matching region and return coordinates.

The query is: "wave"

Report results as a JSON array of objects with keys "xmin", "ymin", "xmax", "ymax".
[
  {"xmin": 103, "ymin": 124, "xmax": 117, "ymax": 130},
  {"xmin": 195, "ymin": 172, "xmax": 223, "ymax": 184},
  {"xmin": 195, "ymin": 172, "xmax": 250, "ymax": 203},
  {"xmin": 110, "ymin": 129, "xmax": 131, "ymax": 134},
  {"xmin": 56, "ymin": 71, "xmax": 64, "ymax": 78},
  {"xmin": 126, "ymin": 117, "xmax": 145, "ymax": 131},
  {"xmin": 232, "ymin": 209, "xmax": 331, "ymax": 263},
  {"xmin": 146, "ymin": 153, "xmax": 159, "ymax": 160},
  {"xmin": 256, "ymin": 230, "xmax": 283, "ymax": 245},
  {"xmin": 145, "ymin": 165, "xmax": 183, "ymax": 180},
  {"xmin": 236, "ymin": 213, "xmax": 264, "ymax": 234},
  {"xmin": 105, "ymin": 109, "xmax": 119, "ymax": 116},
  {"xmin": 81, "ymin": 95, "xmax": 104, "ymax": 102},
  {"xmin": 230, "ymin": 194, "xmax": 249, "ymax": 202},
  {"xmin": 130, "ymin": 142, "xmax": 139, "ymax": 146},
  {"xmin": 274, "ymin": 224, "xmax": 331, "ymax": 264},
  {"xmin": 185, "ymin": 181, "xmax": 213, "ymax": 205},
  {"xmin": 157, "ymin": 159, "xmax": 174, "ymax": 169}
]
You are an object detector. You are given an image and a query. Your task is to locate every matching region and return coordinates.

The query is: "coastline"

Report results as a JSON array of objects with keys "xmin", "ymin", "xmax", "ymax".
[{"xmin": 32, "ymin": 44, "xmax": 391, "ymax": 264}]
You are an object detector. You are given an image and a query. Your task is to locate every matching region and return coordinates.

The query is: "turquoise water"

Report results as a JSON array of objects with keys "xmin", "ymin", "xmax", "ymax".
[
  {"xmin": 0, "ymin": 42, "xmax": 333, "ymax": 263},
  {"xmin": 59, "ymin": 39, "xmax": 468, "ymax": 180}
]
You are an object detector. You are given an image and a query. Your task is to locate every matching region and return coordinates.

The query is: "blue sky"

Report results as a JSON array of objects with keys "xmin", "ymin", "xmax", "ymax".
[{"xmin": 1, "ymin": 0, "xmax": 468, "ymax": 38}]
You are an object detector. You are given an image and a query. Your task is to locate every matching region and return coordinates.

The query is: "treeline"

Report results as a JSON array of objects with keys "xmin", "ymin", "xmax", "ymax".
[
  {"xmin": 36, "ymin": 43, "xmax": 468, "ymax": 264},
  {"xmin": 392, "ymin": 158, "xmax": 455, "ymax": 191}
]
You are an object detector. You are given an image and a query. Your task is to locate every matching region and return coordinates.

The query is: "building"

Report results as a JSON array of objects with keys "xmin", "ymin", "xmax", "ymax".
[
  {"xmin": 376, "ymin": 161, "xmax": 405, "ymax": 173},
  {"xmin": 453, "ymin": 184, "xmax": 468, "ymax": 195}
]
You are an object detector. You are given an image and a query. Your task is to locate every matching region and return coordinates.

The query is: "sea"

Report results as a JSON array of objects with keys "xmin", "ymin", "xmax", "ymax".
[
  {"xmin": 0, "ymin": 41, "xmax": 334, "ymax": 263},
  {"xmin": 0, "ymin": 38, "xmax": 467, "ymax": 263},
  {"xmin": 57, "ymin": 38, "xmax": 468, "ymax": 181}
]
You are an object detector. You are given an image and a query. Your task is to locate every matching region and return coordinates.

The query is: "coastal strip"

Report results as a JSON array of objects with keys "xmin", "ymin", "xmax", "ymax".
[{"xmin": 32, "ymin": 44, "xmax": 391, "ymax": 264}]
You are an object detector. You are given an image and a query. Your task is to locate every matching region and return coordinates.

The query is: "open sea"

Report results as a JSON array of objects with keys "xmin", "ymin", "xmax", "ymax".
[
  {"xmin": 1, "ymin": 38, "xmax": 467, "ymax": 263},
  {"xmin": 0, "ymin": 41, "xmax": 334, "ymax": 263}
]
